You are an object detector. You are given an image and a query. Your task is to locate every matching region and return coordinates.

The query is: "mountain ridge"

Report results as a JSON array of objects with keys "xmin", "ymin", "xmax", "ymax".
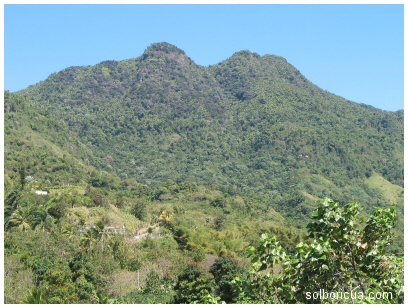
[
  {"xmin": 13, "ymin": 42, "xmax": 403, "ymax": 221},
  {"xmin": 20, "ymin": 41, "xmax": 401, "ymax": 113}
]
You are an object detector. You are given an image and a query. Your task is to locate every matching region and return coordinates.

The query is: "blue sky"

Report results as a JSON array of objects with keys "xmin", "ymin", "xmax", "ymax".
[{"xmin": 4, "ymin": 4, "xmax": 404, "ymax": 111}]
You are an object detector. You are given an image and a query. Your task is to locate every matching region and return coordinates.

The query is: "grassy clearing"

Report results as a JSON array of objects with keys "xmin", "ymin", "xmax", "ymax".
[
  {"xmin": 303, "ymin": 191, "xmax": 319, "ymax": 201},
  {"xmin": 365, "ymin": 172, "xmax": 403, "ymax": 204},
  {"xmin": 67, "ymin": 205, "xmax": 144, "ymax": 232}
]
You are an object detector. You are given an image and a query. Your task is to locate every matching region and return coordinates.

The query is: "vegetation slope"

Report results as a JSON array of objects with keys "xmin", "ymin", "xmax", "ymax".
[{"xmin": 4, "ymin": 42, "xmax": 404, "ymax": 303}]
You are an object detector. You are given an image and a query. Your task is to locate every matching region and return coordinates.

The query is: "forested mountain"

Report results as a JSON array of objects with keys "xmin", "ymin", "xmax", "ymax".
[
  {"xmin": 17, "ymin": 42, "xmax": 403, "ymax": 217},
  {"xmin": 4, "ymin": 42, "xmax": 403, "ymax": 303}
]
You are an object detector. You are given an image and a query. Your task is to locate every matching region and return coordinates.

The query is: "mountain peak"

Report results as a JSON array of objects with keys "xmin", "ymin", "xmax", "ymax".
[
  {"xmin": 231, "ymin": 50, "xmax": 261, "ymax": 60},
  {"xmin": 143, "ymin": 42, "xmax": 186, "ymax": 56},
  {"xmin": 140, "ymin": 42, "xmax": 193, "ymax": 67}
]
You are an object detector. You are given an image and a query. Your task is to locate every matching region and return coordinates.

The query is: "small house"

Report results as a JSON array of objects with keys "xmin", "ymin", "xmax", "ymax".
[{"xmin": 35, "ymin": 190, "xmax": 48, "ymax": 195}]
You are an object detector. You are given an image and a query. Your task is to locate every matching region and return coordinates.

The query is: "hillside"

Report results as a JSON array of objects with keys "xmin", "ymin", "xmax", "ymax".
[
  {"xmin": 4, "ymin": 42, "xmax": 404, "ymax": 304},
  {"xmin": 4, "ymin": 91, "xmax": 95, "ymax": 187},
  {"xmin": 16, "ymin": 42, "xmax": 403, "ymax": 219}
]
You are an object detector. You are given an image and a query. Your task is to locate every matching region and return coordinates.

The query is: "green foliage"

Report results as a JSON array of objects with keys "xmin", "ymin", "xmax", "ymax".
[
  {"xmin": 234, "ymin": 198, "xmax": 404, "ymax": 304},
  {"xmin": 21, "ymin": 287, "xmax": 48, "ymax": 304},
  {"xmin": 190, "ymin": 247, "xmax": 206, "ymax": 263},
  {"xmin": 7, "ymin": 202, "xmax": 51, "ymax": 232},
  {"xmin": 85, "ymin": 186, "xmax": 108, "ymax": 208},
  {"xmin": 209, "ymin": 255, "xmax": 245, "ymax": 302},
  {"xmin": 18, "ymin": 164, "xmax": 26, "ymax": 190},
  {"xmin": 12, "ymin": 42, "xmax": 403, "ymax": 226},
  {"xmin": 4, "ymin": 91, "xmax": 95, "ymax": 187},
  {"xmin": 4, "ymin": 176, "xmax": 403, "ymax": 304},
  {"xmin": 159, "ymin": 210, "xmax": 174, "ymax": 229},
  {"xmin": 3, "ymin": 42, "xmax": 404, "ymax": 303},
  {"xmin": 130, "ymin": 199, "xmax": 148, "ymax": 221},
  {"xmin": 174, "ymin": 262, "xmax": 215, "ymax": 303},
  {"xmin": 4, "ymin": 190, "xmax": 22, "ymax": 229},
  {"xmin": 142, "ymin": 270, "xmax": 175, "ymax": 304},
  {"xmin": 211, "ymin": 195, "xmax": 227, "ymax": 208},
  {"xmin": 122, "ymin": 271, "xmax": 174, "ymax": 304},
  {"xmin": 127, "ymin": 259, "xmax": 142, "ymax": 272}
]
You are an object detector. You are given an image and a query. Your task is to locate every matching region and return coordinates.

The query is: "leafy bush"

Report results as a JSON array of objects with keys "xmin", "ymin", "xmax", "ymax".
[
  {"xmin": 130, "ymin": 199, "xmax": 148, "ymax": 221},
  {"xmin": 233, "ymin": 198, "xmax": 404, "ymax": 304},
  {"xmin": 174, "ymin": 262, "xmax": 215, "ymax": 303},
  {"xmin": 209, "ymin": 255, "xmax": 245, "ymax": 302}
]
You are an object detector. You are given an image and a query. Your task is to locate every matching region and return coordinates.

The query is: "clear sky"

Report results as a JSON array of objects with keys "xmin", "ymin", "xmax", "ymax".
[{"xmin": 4, "ymin": 4, "xmax": 404, "ymax": 111}]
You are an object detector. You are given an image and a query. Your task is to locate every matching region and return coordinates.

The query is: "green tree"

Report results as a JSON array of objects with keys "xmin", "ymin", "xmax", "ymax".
[
  {"xmin": 7, "ymin": 204, "xmax": 42, "ymax": 231},
  {"xmin": 211, "ymin": 196, "xmax": 227, "ymax": 208},
  {"xmin": 159, "ymin": 210, "xmax": 174, "ymax": 229},
  {"xmin": 4, "ymin": 190, "xmax": 21, "ymax": 230},
  {"xmin": 80, "ymin": 229, "xmax": 96, "ymax": 253},
  {"xmin": 130, "ymin": 199, "xmax": 148, "ymax": 221},
  {"xmin": 174, "ymin": 263, "xmax": 215, "ymax": 303},
  {"xmin": 61, "ymin": 224, "xmax": 77, "ymax": 239},
  {"xmin": 210, "ymin": 255, "xmax": 245, "ymax": 303},
  {"xmin": 94, "ymin": 220, "xmax": 110, "ymax": 254},
  {"xmin": 18, "ymin": 165, "xmax": 26, "ymax": 190},
  {"xmin": 21, "ymin": 288, "xmax": 48, "ymax": 304},
  {"xmin": 233, "ymin": 198, "xmax": 404, "ymax": 304}
]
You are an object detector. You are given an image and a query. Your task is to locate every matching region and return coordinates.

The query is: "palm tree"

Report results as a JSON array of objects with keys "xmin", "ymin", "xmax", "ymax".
[
  {"xmin": 4, "ymin": 190, "xmax": 21, "ymax": 230},
  {"xmin": 80, "ymin": 228, "xmax": 96, "ymax": 253},
  {"xmin": 8, "ymin": 206, "xmax": 33, "ymax": 231},
  {"xmin": 94, "ymin": 221, "xmax": 110, "ymax": 254},
  {"xmin": 7, "ymin": 202, "xmax": 40, "ymax": 231},
  {"xmin": 159, "ymin": 210, "xmax": 174, "ymax": 229},
  {"xmin": 61, "ymin": 224, "xmax": 76, "ymax": 239},
  {"xmin": 21, "ymin": 288, "xmax": 48, "ymax": 304},
  {"xmin": 32, "ymin": 205, "xmax": 51, "ymax": 231},
  {"xmin": 108, "ymin": 236, "xmax": 125, "ymax": 263}
]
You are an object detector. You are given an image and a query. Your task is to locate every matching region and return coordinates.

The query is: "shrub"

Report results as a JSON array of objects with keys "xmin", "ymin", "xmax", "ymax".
[{"xmin": 233, "ymin": 198, "xmax": 404, "ymax": 304}]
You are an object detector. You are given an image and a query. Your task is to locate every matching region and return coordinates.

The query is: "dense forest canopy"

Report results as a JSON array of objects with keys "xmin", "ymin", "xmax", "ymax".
[{"xmin": 4, "ymin": 42, "xmax": 403, "ymax": 303}]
